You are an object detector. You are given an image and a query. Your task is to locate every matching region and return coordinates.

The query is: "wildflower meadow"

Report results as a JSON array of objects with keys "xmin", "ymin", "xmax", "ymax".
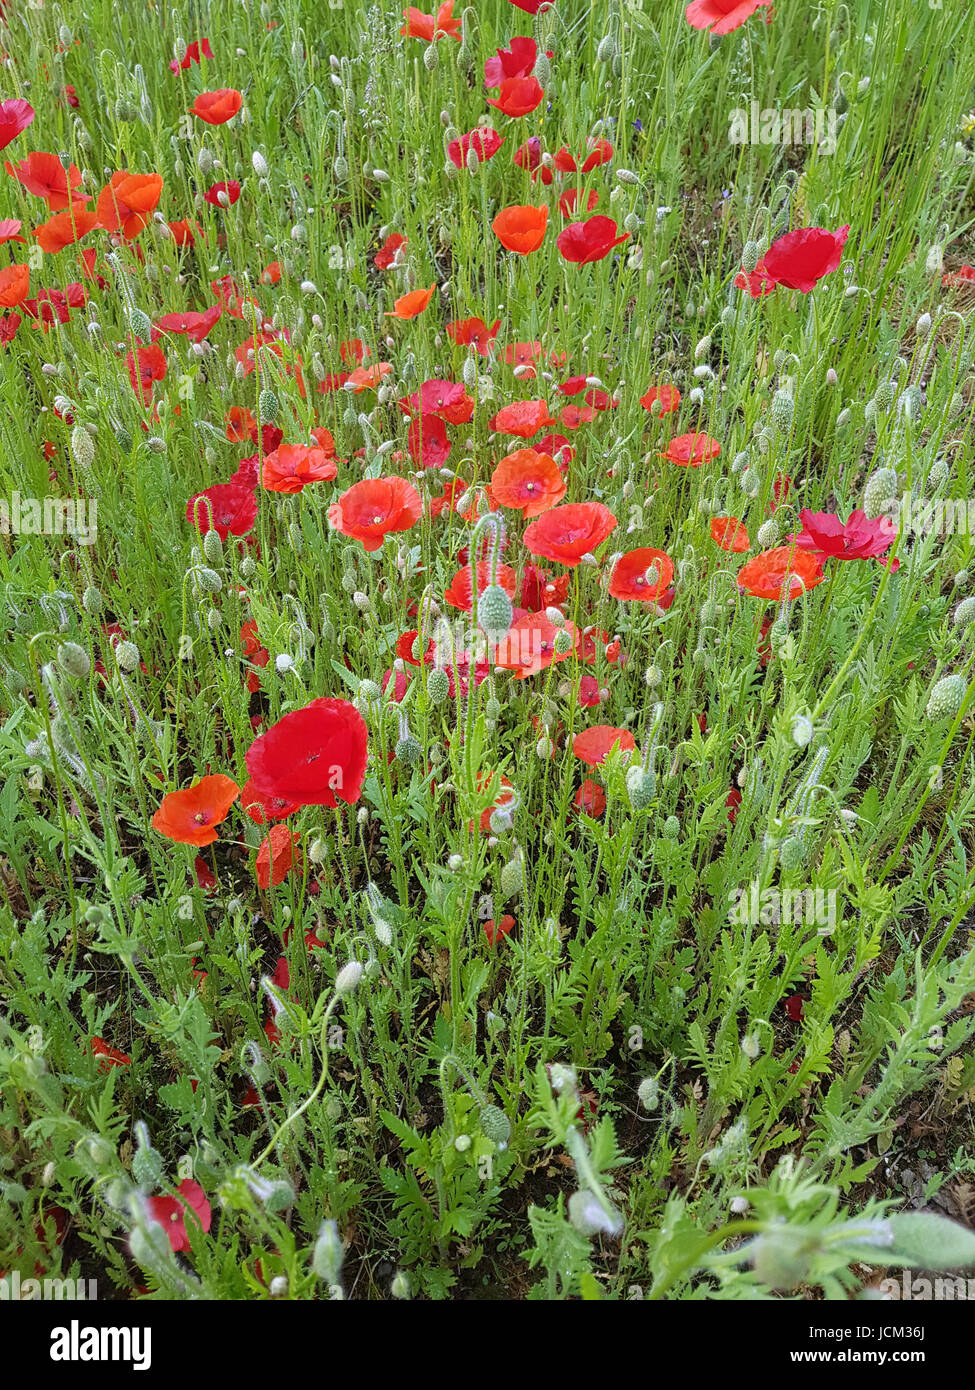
[{"xmin": 4, "ymin": 0, "xmax": 975, "ymax": 1337}]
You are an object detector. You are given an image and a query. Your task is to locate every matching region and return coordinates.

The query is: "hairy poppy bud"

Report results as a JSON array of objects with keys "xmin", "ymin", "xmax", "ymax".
[
  {"xmin": 954, "ymin": 597, "xmax": 975, "ymax": 627},
  {"xmin": 395, "ymin": 735, "xmax": 422, "ymax": 766},
  {"xmin": 427, "ymin": 669, "xmax": 449, "ymax": 703},
  {"xmin": 778, "ymin": 836, "xmax": 806, "ymax": 872},
  {"xmin": 791, "ymin": 714, "xmax": 814, "ymax": 747},
  {"xmin": 596, "ymin": 34, "xmax": 617, "ymax": 63},
  {"xmin": 335, "ymin": 961, "xmax": 363, "ymax": 995},
  {"xmin": 202, "ymin": 530, "xmax": 223, "ymax": 565},
  {"xmin": 312, "ymin": 1219, "xmax": 343, "ymax": 1283},
  {"xmin": 662, "ymin": 815, "xmax": 679, "ymax": 839},
  {"xmin": 479, "ymin": 585, "xmax": 513, "ymax": 643},
  {"xmin": 626, "ymin": 764, "xmax": 655, "ymax": 810},
  {"xmin": 755, "ymin": 519, "xmax": 779, "ymax": 548},
  {"xmin": 553, "ymin": 629, "xmax": 573, "ymax": 655},
  {"xmin": 872, "ymin": 381, "xmax": 896, "ymax": 412},
  {"xmin": 741, "ymin": 240, "xmax": 761, "ymax": 274},
  {"xmin": 115, "ymin": 640, "xmax": 140, "ymax": 673},
  {"xmin": 740, "ymin": 1032, "xmax": 761, "ymax": 1060},
  {"xmin": 358, "ymin": 679, "xmax": 381, "ymax": 702},
  {"xmin": 771, "ymin": 390, "xmax": 794, "ymax": 432},
  {"xmin": 70, "ymin": 424, "xmax": 95, "ymax": 474},
  {"xmin": 479, "ymin": 1104, "xmax": 511, "ymax": 1147},
  {"xmin": 637, "ymin": 1077, "xmax": 659, "ymax": 1109},
  {"xmin": 129, "ymin": 308, "xmax": 152, "ymax": 341},
  {"xmin": 258, "ymin": 388, "xmax": 278, "ymax": 421},
  {"xmin": 500, "ymin": 857, "xmax": 523, "ymax": 898},
  {"xmin": 58, "ymin": 642, "xmax": 90, "ymax": 680},
  {"xmin": 926, "ymin": 674, "xmax": 966, "ymax": 721},
  {"xmin": 862, "ymin": 467, "xmax": 899, "ymax": 519},
  {"xmin": 645, "ymin": 664, "xmax": 662, "ymax": 687}
]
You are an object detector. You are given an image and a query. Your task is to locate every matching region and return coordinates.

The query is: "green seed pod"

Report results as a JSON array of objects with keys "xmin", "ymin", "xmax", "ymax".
[
  {"xmin": 196, "ymin": 567, "xmax": 222, "ymax": 594},
  {"xmin": 116, "ymin": 427, "xmax": 134, "ymax": 455},
  {"xmin": 485, "ymin": 696, "xmax": 501, "ymax": 721},
  {"xmin": 423, "ymin": 40, "xmax": 439, "ymax": 70},
  {"xmin": 771, "ymin": 390, "xmax": 794, "ymax": 432},
  {"xmin": 872, "ymin": 381, "xmax": 896, "ymax": 412},
  {"xmin": 427, "ymin": 669, "xmax": 449, "ymax": 703},
  {"xmin": 755, "ymin": 519, "xmax": 779, "ymax": 548},
  {"xmin": 778, "ymin": 835, "xmax": 806, "ymax": 872},
  {"xmin": 553, "ymin": 629, "xmax": 573, "ymax": 655},
  {"xmin": 478, "ymin": 584, "xmax": 513, "ymax": 642},
  {"xmin": 132, "ymin": 1126, "xmax": 164, "ymax": 1189},
  {"xmin": 863, "ymin": 467, "xmax": 899, "ymax": 519},
  {"xmin": 358, "ymin": 679, "xmax": 381, "ymax": 702},
  {"xmin": 57, "ymin": 642, "xmax": 90, "ymax": 680},
  {"xmin": 926, "ymin": 674, "xmax": 966, "ymax": 721},
  {"xmin": 114, "ymin": 640, "xmax": 140, "ymax": 673}
]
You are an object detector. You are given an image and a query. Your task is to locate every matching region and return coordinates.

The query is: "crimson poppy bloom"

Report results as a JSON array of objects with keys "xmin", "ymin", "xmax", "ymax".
[
  {"xmin": 256, "ymin": 825, "xmax": 301, "ymax": 888},
  {"xmin": 400, "ymin": 1, "xmax": 462, "ymax": 40},
  {"xmin": 0, "ymin": 264, "xmax": 29, "ymax": 307},
  {"xmin": 761, "ymin": 225, "xmax": 850, "ymax": 293},
  {"xmin": 399, "ymin": 378, "xmax": 474, "ymax": 424},
  {"xmin": 446, "ymin": 316, "xmax": 501, "ymax": 355},
  {"xmin": 186, "ymin": 483, "xmax": 257, "ymax": 540},
  {"xmin": 487, "ymin": 77, "xmax": 545, "ymax": 118},
  {"xmin": 734, "ymin": 259, "xmax": 776, "ymax": 297},
  {"xmin": 91, "ymin": 1036, "xmax": 131, "ymax": 1072},
  {"xmin": 608, "ymin": 547, "xmax": 675, "ymax": 601},
  {"xmin": 96, "ymin": 172, "xmax": 163, "ymax": 238},
  {"xmin": 710, "ymin": 517, "xmax": 750, "ymax": 552},
  {"xmin": 494, "ymin": 612, "xmax": 578, "ymax": 679},
  {"xmin": 492, "ymin": 204, "xmax": 548, "ymax": 254},
  {"xmin": 386, "ymin": 285, "xmax": 435, "ymax": 319},
  {"xmin": 448, "ymin": 127, "xmax": 504, "ymax": 168},
  {"xmin": 484, "ymin": 36, "xmax": 540, "ymax": 87},
  {"xmin": 5, "ymin": 151, "xmax": 85, "ymax": 209},
  {"xmin": 659, "ymin": 432, "xmax": 721, "ymax": 467},
  {"xmin": 262, "ymin": 443, "xmax": 337, "ymax": 493},
  {"xmin": 169, "ymin": 217, "xmax": 202, "ymax": 247},
  {"xmin": 444, "ymin": 561, "xmax": 518, "ymax": 612},
  {"xmin": 942, "ymin": 265, "xmax": 975, "ymax": 288},
  {"xmin": 573, "ymin": 725, "xmax": 636, "ymax": 766},
  {"xmin": 152, "ymin": 775, "xmax": 240, "ymax": 846},
  {"xmin": 524, "ymin": 501, "xmax": 617, "ymax": 567},
  {"xmin": 488, "ymin": 399, "xmax": 556, "ymax": 437},
  {"xmin": 170, "ymin": 38, "xmax": 214, "ymax": 72},
  {"xmin": 145, "ymin": 1180, "xmax": 212, "ymax": 1254},
  {"xmin": 0, "ymin": 218, "xmax": 25, "ymax": 244},
  {"xmin": 34, "ymin": 205, "xmax": 99, "ymax": 253},
  {"xmin": 245, "ymin": 697, "xmax": 368, "ymax": 808},
  {"xmin": 559, "ymin": 188, "xmax": 600, "ymax": 218},
  {"xmin": 574, "ymin": 780, "xmax": 607, "ymax": 817},
  {"xmin": 204, "ymin": 179, "xmax": 241, "ymax": 207},
  {"xmin": 685, "ymin": 0, "xmax": 770, "ymax": 33},
  {"xmin": 408, "ymin": 413, "xmax": 451, "ymax": 468},
  {"xmin": 0, "ymin": 99, "xmax": 34, "ymax": 150},
  {"xmin": 328, "ymin": 475, "xmax": 422, "ymax": 551},
  {"xmin": 639, "ymin": 383, "xmax": 681, "ymax": 416},
  {"xmin": 556, "ymin": 215, "xmax": 629, "ymax": 264},
  {"xmin": 241, "ymin": 779, "xmax": 301, "ymax": 825},
  {"xmin": 792, "ymin": 508, "xmax": 894, "ymax": 560},
  {"xmin": 375, "ymin": 232, "xmax": 408, "ymax": 269},
  {"xmin": 190, "ymin": 89, "xmax": 243, "ymax": 124},
  {"xmin": 490, "ymin": 448, "xmax": 566, "ymax": 517},
  {"xmin": 737, "ymin": 546, "xmax": 825, "ymax": 601},
  {"xmin": 126, "ymin": 341, "xmax": 167, "ymax": 406},
  {"xmin": 484, "ymin": 914, "xmax": 516, "ymax": 947}
]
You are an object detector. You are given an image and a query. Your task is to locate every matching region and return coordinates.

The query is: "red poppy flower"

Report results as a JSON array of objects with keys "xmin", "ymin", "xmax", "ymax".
[
  {"xmin": 639, "ymin": 383, "xmax": 681, "ymax": 416},
  {"xmin": 399, "ymin": 378, "xmax": 474, "ymax": 424},
  {"xmin": 262, "ymin": 443, "xmax": 337, "ymax": 493},
  {"xmin": 498, "ymin": 340, "xmax": 541, "ymax": 368},
  {"xmin": 792, "ymin": 508, "xmax": 894, "ymax": 560},
  {"xmin": 942, "ymin": 265, "xmax": 975, "ymax": 289},
  {"xmin": 784, "ymin": 994, "xmax": 805, "ymax": 1023},
  {"xmin": 91, "ymin": 1036, "xmax": 132, "ymax": 1072},
  {"xmin": 186, "ymin": 483, "xmax": 257, "ymax": 540},
  {"xmin": 726, "ymin": 787, "xmax": 742, "ymax": 823},
  {"xmin": 492, "ymin": 204, "xmax": 548, "ymax": 254},
  {"xmin": 559, "ymin": 188, "xmax": 600, "ymax": 218},
  {"xmin": 658, "ymin": 432, "xmax": 721, "ymax": 467},
  {"xmin": 608, "ymin": 547, "xmax": 674, "ymax": 601},
  {"xmin": 0, "ymin": 218, "xmax": 25, "ymax": 244},
  {"xmin": 33, "ymin": 205, "xmax": 99, "ymax": 253},
  {"xmin": 556, "ymin": 215, "xmax": 629, "ymax": 264},
  {"xmin": 190, "ymin": 89, "xmax": 243, "ymax": 124},
  {"xmin": 204, "ymin": 179, "xmax": 241, "ymax": 207},
  {"xmin": 523, "ymin": 501, "xmax": 617, "ymax": 567},
  {"xmin": 734, "ymin": 260, "xmax": 776, "ymax": 298},
  {"xmin": 446, "ymin": 316, "xmax": 501, "ymax": 355},
  {"xmin": 404, "ymin": 413, "xmax": 449, "ymax": 468},
  {"xmin": 95, "ymin": 171, "xmax": 163, "ymax": 239},
  {"xmin": 256, "ymin": 825, "xmax": 301, "ymax": 888},
  {"xmin": 737, "ymin": 545, "xmax": 825, "ymax": 601},
  {"xmin": 145, "ymin": 1180, "xmax": 212, "ymax": 1254},
  {"xmin": 447, "ymin": 126, "xmax": 504, "ymax": 168},
  {"xmin": 386, "ymin": 284, "xmax": 435, "ymax": 319},
  {"xmin": 375, "ymin": 232, "xmax": 408, "ymax": 269},
  {"xmin": 170, "ymin": 38, "xmax": 214, "ymax": 72},
  {"xmin": 245, "ymin": 697, "xmax": 368, "ymax": 808},
  {"xmin": 5, "ymin": 151, "xmax": 85, "ymax": 209},
  {"xmin": 0, "ymin": 99, "xmax": 34, "ymax": 150},
  {"xmin": 400, "ymin": 1, "xmax": 462, "ymax": 40},
  {"xmin": 488, "ymin": 399, "xmax": 556, "ymax": 438},
  {"xmin": 710, "ymin": 517, "xmax": 750, "ymax": 552},
  {"xmin": 574, "ymin": 780, "xmax": 607, "ymax": 817},
  {"xmin": 328, "ymin": 475, "xmax": 422, "ymax": 551},
  {"xmin": 573, "ymin": 725, "xmax": 636, "ymax": 766},
  {"xmin": 444, "ymin": 561, "xmax": 518, "ymax": 612},
  {"xmin": 490, "ymin": 448, "xmax": 566, "ymax": 517},
  {"xmin": 487, "ymin": 77, "xmax": 545, "ymax": 119},
  {"xmin": 0, "ymin": 264, "xmax": 29, "ymax": 308},
  {"xmin": 761, "ymin": 225, "xmax": 850, "ymax": 293},
  {"xmin": 126, "ymin": 341, "xmax": 167, "ymax": 406},
  {"xmin": 685, "ymin": 0, "xmax": 770, "ymax": 33},
  {"xmin": 484, "ymin": 36, "xmax": 540, "ymax": 87},
  {"xmin": 152, "ymin": 775, "xmax": 240, "ymax": 846},
  {"xmin": 483, "ymin": 914, "xmax": 516, "ymax": 947},
  {"xmin": 494, "ymin": 612, "xmax": 578, "ymax": 679},
  {"xmin": 168, "ymin": 218, "xmax": 201, "ymax": 247},
  {"xmin": 241, "ymin": 778, "xmax": 301, "ymax": 824}
]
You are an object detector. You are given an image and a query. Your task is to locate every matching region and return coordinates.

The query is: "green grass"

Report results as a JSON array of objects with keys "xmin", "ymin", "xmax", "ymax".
[{"xmin": 2, "ymin": 0, "xmax": 975, "ymax": 1301}]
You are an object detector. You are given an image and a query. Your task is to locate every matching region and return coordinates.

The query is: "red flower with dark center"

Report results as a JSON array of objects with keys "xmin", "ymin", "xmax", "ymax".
[
  {"xmin": 375, "ymin": 233, "xmax": 407, "ymax": 269},
  {"xmin": 400, "ymin": 1, "xmax": 462, "ymax": 40},
  {"xmin": 573, "ymin": 725, "xmax": 636, "ymax": 766},
  {"xmin": 399, "ymin": 378, "xmax": 474, "ymax": 424},
  {"xmin": 170, "ymin": 38, "xmax": 214, "ymax": 72},
  {"xmin": 639, "ymin": 383, "xmax": 681, "ymax": 415},
  {"xmin": 95, "ymin": 171, "xmax": 163, "ymax": 238},
  {"xmin": 523, "ymin": 501, "xmax": 617, "ymax": 567},
  {"xmin": 445, "ymin": 316, "xmax": 501, "ymax": 355},
  {"xmin": 494, "ymin": 612, "xmax": 578, "ymax": 679},
  {"xmin": 490, "ymin": 448, "xmax": 566, "ymax": 517},
  {"xmin": 204, "ymin": 180, "xmax": 242, "ymax": 207},
  {"xmin": 328, "ymin": 476, "xmax": 422, "ymax": 551},
  {"xmin": 145, "ymin": 1181, "xmax": 212, "ymax": 1254},
  {"xmin": 556, "ymin": 215, "xmax": 629, "ymax": 264},
  {"xmin": 761, "ymin": 225, "xmax": 850, "ymax": 293},
  {"xmin": 186, "ymin": 483, "xmax": 257, "ymax": 540},
  {"xmin": 608, "ymin": 547, "xmax": 675, "ymax": 601},
  {"xmin": 658, "ymin": 432, "xmax": 721, "ymax": 467},
  {"xmin": 263, "ymin": 443, "xmax": 337, "ymax": 493},
  {"xmin": 574, "ymin": 780, "xmax": 607, "ymax": 817},
  {"xmin": 5, "ymin": 151, "xmax": 85, "ymax": 209},
  {"xmin": 241, "ymin": 779, "xmax": 301, "ymax": 824},
  {"xmin": 126, "ymin": 342, "xmax": 167, "ymax": 406},
  {"xmin": 154, "ymin": 305, "xmax": 223, "ymax": 343},
  {"xmin": 152, "ymin": 775, "xmax": 240, "ymax": 846},
  {"xmin": 444, "ymin": 561, "xmax": 518, "ymax": 612},
  {"xmin": 245, "ymin": 697, "xmax": 368, "ymax": 808}
]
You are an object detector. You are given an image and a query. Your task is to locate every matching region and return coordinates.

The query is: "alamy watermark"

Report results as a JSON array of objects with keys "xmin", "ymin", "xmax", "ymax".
[
  {"xmin": 729, "ymin": 101, "xmax": 838, "ymax": 155},
  {"xmin": 0, "ymin": 492, "xmax": 97, "ymax": 545},
  {"xmin": 0, "ymin": 1270, "xmax": 97, "ymax": 1300},
  {"xmin": 729, "ymin": 881, "xmax": 837, "ymax": 934}
]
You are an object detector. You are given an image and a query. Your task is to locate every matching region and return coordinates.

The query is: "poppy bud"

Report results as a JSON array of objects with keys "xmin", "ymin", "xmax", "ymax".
[
  {"xmin": 740, "ymin": 1032, "xmax": 761, "ymax": 1060},
  {"xmin": 333, "ymin": 155, "xmax": 349, "ymax": 179},
  {"xmin": 662, "ymin": 815, "xmax": 679, "ymax": 840},
  {"xmin": 352, "ymin": 591, "xmax": 371, "ymax": 614},
  {"xmin": 741, "ymin": 469, "xmax": 760, "ymax": 499},
  {"xmin": 741, "ymin": 240, "xmax": 762, "ymax": 274},
  {"xmin": 916, "ymin": 312, "xmax": 932, "ymax": 337},
  {"xmin": 694, "ymin": 335, "xmax": 712, "ymax": 361},
  {"xmin": 637, "ymin": 1077, "xmax": 659, "ymax": 1110},
  {"xmin": 872, "ymin": 381, "xmax": 896, "ymax": 412},
  {"xmin": 596, "ymin": 34, "xmax": 617, "ymax": 63},
  {"xmin": 395, "ymin": 735, "xmax": 422, "ymax": 767},
  {"xmin": 948, "ymin": 392, "xmax": 964, "ymax": 420},
  {"xmin": 70, "ymin": 425, "xmax": 95, "ymax": 475},
  {"xmin": 645, "ymin": 664, "xmax": 662, "ymax": 687},
  {"xmin": 427, "ymin": 669, "xmax": 449, "ymax": 703},
  {"xmin": 552, "ymin": 629, "xmax": 573, "ymax": 656},
  {"xmin": 202, "ymin": 530, "xmax": 223, "ymax": 565},
  {"xmin": 423, "ymin": 42, "xmax": 439, "ymax": 71},
  {"xmin": 115, "ymin": 640, "xmax": 140, "ymax": 673},
  {"xmin": 778, "ymin": 836, "xmax": 806, "ymax": 873},
  {"xmin": 771, "ymin": 390, "xmax": 794, "ymax": 432},
  {"xmin": 500, "ymin": 857, "xmax": 523, "ymax": 899},
  {"xmin": 83, "ymin": 585, "xmax": 103, "ymax": 615},
  {"xmin": 358, "ymin": 679, "xmax": 381, "ymax": 702},
  {"xmin": 312, "ymin": 1219, "xmax": 344, "ymax": 1284},
  {"xmin": 335, "ymin": 961, "xmax": 363, "ymax": 996},
  {"xmin": 926, "ymin": 674, "xmax": 967, "ymax": 721},
  {"xmin": 626, "ymin": 764, "xmax": 655, "ymax": 811},
  {"xmin": 791, "ymin": 714, "xmax": 814, "ymax": 747},
  {"xmin": 836, "ymin": 407, "xmax": 852, "ymax": 432},
  {"xmin": 58, "ymin": 642, "xmax": 90, "ymax": 680},
  {"xmin": 731, "ymin": 450, "xmax": 748, "ymax": 474},
  {"xmin": 953, "ymin": 598, "xmax": 975, "ymax": 627},
  {"xmin": 479, "ymin": 1104, "xmax": 511, "ymax": 1148}
]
